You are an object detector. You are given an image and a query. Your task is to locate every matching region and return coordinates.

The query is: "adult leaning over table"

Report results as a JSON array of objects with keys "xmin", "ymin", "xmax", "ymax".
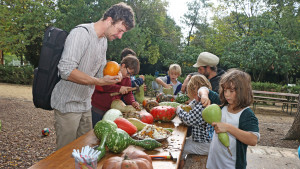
[{"xmin": 51, "ymin": 2, "xmax": 135, "ymax": 150}]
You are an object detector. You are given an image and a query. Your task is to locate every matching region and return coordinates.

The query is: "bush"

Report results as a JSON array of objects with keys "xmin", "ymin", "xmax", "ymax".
[
  {"xmin": 251, "ymin": 81, "xmax": 299, "ymax": 94},
  {"xmin": 0, "ymin": 65, "xmax": 34, "ymax": 85}
]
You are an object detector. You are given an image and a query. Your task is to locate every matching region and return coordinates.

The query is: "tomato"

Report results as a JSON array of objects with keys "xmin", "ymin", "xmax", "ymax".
[{"xmin": 150, "ymin": 106, "xmax": 176, "ymax": 122}]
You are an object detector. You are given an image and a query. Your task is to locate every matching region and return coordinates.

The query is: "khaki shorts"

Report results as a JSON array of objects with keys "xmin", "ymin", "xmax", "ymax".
[{"xmin": 54, "ymin": 109, "xmax": 92, "ymax": 150}]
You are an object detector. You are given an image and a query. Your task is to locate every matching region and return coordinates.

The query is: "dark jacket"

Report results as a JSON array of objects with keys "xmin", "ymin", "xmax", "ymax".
[{"xmin": 210, "ymin": 69, "xmax": 225, "ymax": 93}]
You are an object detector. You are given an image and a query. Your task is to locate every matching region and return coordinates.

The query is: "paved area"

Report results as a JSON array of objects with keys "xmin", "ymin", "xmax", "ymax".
[
  {"xmin": 247, "ymin": 145, "xmax": 300, "ymax": 169},
  {"xmin": 183, "ymin": 145, "xmax": 300, "ymax": 169}
]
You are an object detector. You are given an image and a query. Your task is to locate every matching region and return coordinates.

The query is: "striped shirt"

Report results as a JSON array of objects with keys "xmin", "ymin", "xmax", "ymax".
[{"xmin": 51, "ymin": 23, "xmax": 107, "ymax": 113}]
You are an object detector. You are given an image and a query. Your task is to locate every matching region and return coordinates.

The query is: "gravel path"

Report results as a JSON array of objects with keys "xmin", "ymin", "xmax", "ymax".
[{"xmin": 0, "ymin": 83, "xmax": 298, "ymax": 169}]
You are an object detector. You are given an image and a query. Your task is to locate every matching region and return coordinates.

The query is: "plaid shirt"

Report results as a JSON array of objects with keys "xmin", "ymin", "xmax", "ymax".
[{"xmin": 176, "ymin": 99, "xmax": 213, "ymax": 143}]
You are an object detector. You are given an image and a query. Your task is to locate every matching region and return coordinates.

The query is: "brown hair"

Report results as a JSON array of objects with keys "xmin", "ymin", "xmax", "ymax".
[
  {"xmin": 187, "ymin": 75, "xmax": 212, "ymax": 97},
  {"xmin": 120, "ymin": 48, "xmax": 136, "ymax": 59},
  {"xmin": 102, "ymin": 2, "xmax": 135, "ymax": 30},
  {"xmin": 219, "ymin": 68, "xmax": 253, "ymax": 110},
  {"xmin": 121, "ymin": 55, "xmax": 140, "ymax": 75}
]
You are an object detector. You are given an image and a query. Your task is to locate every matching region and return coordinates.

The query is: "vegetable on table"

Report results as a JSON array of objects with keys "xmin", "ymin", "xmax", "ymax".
[
  {"xmin": 144, "ymin": 100, "xmax": 159, "ymax": 113},
  {"xmin": 102, "ymin": 109, "xmax": 123, "ymax": 122},
  {"xmin": 139, "ymin": 110, "xmax": 154, "ymax": 124},
  {"xmin": 150, "ymin": 106, "xmax": 176, "ymax": 122},
  {"xmin": 111, "ymin": 99, "xmax": 140, "ymax": 118},
  {"xmin": 102, "ymin": 148, "xmax": 153, "ymax": 169},
  {"xmin": 175, "ymin": 93, "xmax": 189, "ymax": 103},
  {"xmin": 114, "ymin": 117, "xmax": 137, "ymax": 136},
  {"xmin": 156, "ymin": 93, "xmax": 175, "ymax": 103},
  {"xmin": 94, "ymin": 120, "xmax": 161, "ymax": 161},
  {"xmin": 134, "ymin": 84, "xmax": 145, "ymax": 104},
  {"xmin": 159, "ymin": 101, "xmax": 181, "ymax": 108}
]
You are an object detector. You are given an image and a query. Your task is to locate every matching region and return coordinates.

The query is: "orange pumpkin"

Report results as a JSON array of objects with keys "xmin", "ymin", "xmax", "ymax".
[
  {"xmin": 103, "ymin": 61, "xmax": 120, "ymax": 76},
  {"xmin": 102, "ymin": 148, "xmax": 153, "ymax": 169}
]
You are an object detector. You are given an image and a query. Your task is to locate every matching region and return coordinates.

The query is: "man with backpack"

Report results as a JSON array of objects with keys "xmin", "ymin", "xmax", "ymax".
[{"xmin": 50, "ymin": 2, "xmax": 135, "ymax": 150}]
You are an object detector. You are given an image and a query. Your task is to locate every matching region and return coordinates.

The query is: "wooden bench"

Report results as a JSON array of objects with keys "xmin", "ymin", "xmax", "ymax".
[{"xmin": 252, "ymin": 90, "xmax": 298, "ymax": 114}]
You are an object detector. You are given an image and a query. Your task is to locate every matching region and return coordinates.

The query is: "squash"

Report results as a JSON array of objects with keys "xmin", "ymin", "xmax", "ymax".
[
  {"xmin": 150, "ymin": 106, "xmax": 176, "ymax": 122},
  {"xmin": 102, "ymin": 109, "xmax": 123, "ymax": 122},
  {"xmin": 102, "ymin": 148, "xmax": 153, "ymax": 169},
  {"xmin": 134, "ymin": 84, "xmax": 145, "ymax": 104},
  {"xmin": 156, "ymin": 93, "xmax": 175, "ymax": 103},
  {"xmin": 144, "ymin": 100, "xmax": 159, "ymax": 113},
  {"xmin": 139, "ymin": 110, "xmax": 154, "ymax": 124},
  {"xmin": 111, "ymin": 99, "xmax": 140, "ymax": 118},
  {"xmin": 94, "ymin": 120, "xmax": 117, "ymax": 161},
  {"xmin": 114, "ymin": 117, "xmax": 137, "ymax": 136},
  {"xmin": 163, "ymin": 87, "xmax": 173, "ymax": 95},
  {"xmin": 94, "ymin": 120, "xmax": 161, "ymax": 160},
  {"xmin": 103, "ymin": 61, "xmax": 120, "ymax": 76},
  {"xmin": 159, "ymin": 101, "xmax": 181, "ymax": 108}
]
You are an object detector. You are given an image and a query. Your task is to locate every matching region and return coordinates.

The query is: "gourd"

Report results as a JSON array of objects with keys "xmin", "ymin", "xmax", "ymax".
[
  {"xmin": 102, "ymin": 148, "xmax": 153, "ymax": 169},
  {"xmin": 111, "ymin": 99, "xmax": 140, "ymax": 118},
  {"xmin": 163, "ymin": 87, "xmax": 173, "ymax": 95},
  {"xmin": 156, "ymin": 93, "xmax": 175, "ymax": 103},
  {"xmin": 102, "ymin": 109, "xmax": 123, "ymax": 122},
  {"xmin": 94, "ymin": 120, "xmax": 162, "ymax": 160},
  {"xmin": 159, "ymin": 101, "xmax": 181, "ymax": 108},
  {"xmin": 202, "ymin": 104, "xmax": 232, "ymax": 156},
  {"xmin": 103, "ymin": 61, "xmax": 120, "ymax": 76},
  {"xmin": 150, "ymin": 106, "xmax": 176, "ymax": 122},
  {"xmin": 134, "ymin": 84, "xmax": 145, "ymax": 104},
  {"xmin": 114, "ymin": 117, "xmax": 137, "ymax": 136},
  {"xmin": 175, "ymin": 93, "xmax": 189, "ymax": 103},
  {"xmin": 139, "ymin": 110, "xmax": 154, "ymax": 124},
  {"xmin": 94, "ymin": 120, "xmax": 117, "ymax": 161},
  {"xmin": 144, "ymin": 100, "xmax": 159, "ymax": 113}
]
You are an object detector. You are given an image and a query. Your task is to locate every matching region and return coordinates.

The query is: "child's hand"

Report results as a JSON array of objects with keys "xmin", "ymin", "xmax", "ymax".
[
  {"xmin": 200, "ymin": 95, "xmax": 211, "ymax": 107},
  {"xmin": 212, "ymin": 122, "xmax": 229, "ymax": 133},
  {"xmin": 119, "ymin": 86, "xmax": 131, "ymax": 94},
  {"xmin": 164, "ymin": 84, "xmax": 173, "ymax": 89},
  {"xmin": 132, "ymin": 101, "xmax": 140, "ymax": 109}
]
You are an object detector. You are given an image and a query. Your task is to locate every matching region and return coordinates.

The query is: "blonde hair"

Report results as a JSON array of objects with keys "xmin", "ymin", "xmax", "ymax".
[
  {"xmin": 187, "ymin": 75, "xmax": 212, "ymax": 96},
  {"xmin": 219, "ymin": 68, "xmax": 253, "ymax": 110},
  {"xmin": 168, "ymin": 64, "xmax": 181, "ymax": 75}
]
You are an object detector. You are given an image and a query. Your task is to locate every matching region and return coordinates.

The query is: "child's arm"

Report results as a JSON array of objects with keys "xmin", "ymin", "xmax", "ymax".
[
  {"xmin": 181, "ymin": 75, "xmax": 191, "ymax": 93},
  {"xmin": 212, "ymin": 122, "xmax": 258, "ymax": 146},
  {"xmin": 156, "ymin": 76, "xmax": 172, "ymax": 88},
  {"xmin": 198, "ymin": 87, "xmax": 221, "ymax": 106}
]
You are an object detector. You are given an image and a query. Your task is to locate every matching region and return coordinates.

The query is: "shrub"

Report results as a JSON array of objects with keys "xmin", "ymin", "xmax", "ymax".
[{"xmin": 0, "ymin": 65, "xmax": 34, "ymax": 85}]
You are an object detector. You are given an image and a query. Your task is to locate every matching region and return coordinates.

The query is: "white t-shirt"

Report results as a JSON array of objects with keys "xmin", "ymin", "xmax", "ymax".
[
  {"xmin": 158, "ymin": 76, "xmax": 181, "ymax": 95},
  {"xmin": 206, "ymin": 106, "xmax": 245, "ymax": 169}
]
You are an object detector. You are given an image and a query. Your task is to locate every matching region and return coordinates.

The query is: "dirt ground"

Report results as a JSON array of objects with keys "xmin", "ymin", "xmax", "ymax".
[{"xmin": 0, "ymin": 83, "xmax": 299, "ymax": 169}]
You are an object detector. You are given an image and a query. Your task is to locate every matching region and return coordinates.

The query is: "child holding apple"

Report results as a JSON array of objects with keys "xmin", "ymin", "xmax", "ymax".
[
  {"xmin": 91, "ymin": 55, "xmax": 140, "ymax": 127},
  {"xmin": 176, "ymin": 74, "xmax": 214, "ymax": 169},
  {"xmin": 198, "ymin": 68, "xmax": 260, "ymax": 169}
]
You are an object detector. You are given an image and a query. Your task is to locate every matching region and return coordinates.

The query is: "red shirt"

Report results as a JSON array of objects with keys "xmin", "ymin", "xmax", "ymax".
[{"xmin": 91, "ymin": 77, "xmax": 135, "ymax": 111}]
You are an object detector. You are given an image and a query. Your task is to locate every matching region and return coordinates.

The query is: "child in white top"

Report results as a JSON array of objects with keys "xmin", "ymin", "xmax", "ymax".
[
  {"xmin": 155, "ymin": 64, "xmax": 182, "ymax": 95},
  {"xmin": 198, "ymin": 68, "xmax": 260, "ymax": 169}
]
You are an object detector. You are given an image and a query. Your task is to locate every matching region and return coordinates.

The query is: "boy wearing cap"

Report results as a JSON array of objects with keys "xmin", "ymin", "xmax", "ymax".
[{"xmin": 181, "ymin": 52, "xmax": 225, "ymax": 94}]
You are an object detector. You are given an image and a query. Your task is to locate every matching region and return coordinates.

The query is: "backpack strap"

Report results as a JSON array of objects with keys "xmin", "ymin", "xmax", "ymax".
[
  {"xmin": 166, "ymin": 75, "xmax": 170, "ymax": 84},
  {"xmin": 174, "ymin": 83, "xmax": 182, "ymax": 95},
  {"xmin": 75, "ymin": 26, "xmax": 89, "ymax": 33}
]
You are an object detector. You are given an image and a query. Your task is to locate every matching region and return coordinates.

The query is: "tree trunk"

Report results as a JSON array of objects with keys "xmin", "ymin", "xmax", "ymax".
[
  {"xmin": 0, "ymin": 50, "xmax": 3, "ymax": 65},
  {"xmin": 284, "ymin": 94, "xmax": 300, "ymax": 140}
]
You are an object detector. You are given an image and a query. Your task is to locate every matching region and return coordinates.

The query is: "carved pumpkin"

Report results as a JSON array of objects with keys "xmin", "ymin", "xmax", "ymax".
[
  {"xmin": 103, "ymin": 61, "xmax": 120, "ymax": 76},
  {"xmin": 102, "ymin": 148, "xmax": 153, "ymax": 169},
  {"xmin": 150, "ymin": 106, "xmax": 176, "ymax": 122}
]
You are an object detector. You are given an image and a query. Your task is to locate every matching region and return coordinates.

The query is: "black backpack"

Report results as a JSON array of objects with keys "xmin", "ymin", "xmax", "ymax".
[{"xmin": 32, "ymin": 26, "xmax": 88, "ymax": 110}]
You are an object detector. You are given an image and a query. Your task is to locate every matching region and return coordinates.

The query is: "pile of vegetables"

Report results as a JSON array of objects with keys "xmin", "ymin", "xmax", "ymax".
[
  {"xmin": 175, "ymin": 93, "xmax": 189, "ymax": 103},
  {"xmin": 94, "ymin": 120, "xmax": 162, "ymax": 161}
]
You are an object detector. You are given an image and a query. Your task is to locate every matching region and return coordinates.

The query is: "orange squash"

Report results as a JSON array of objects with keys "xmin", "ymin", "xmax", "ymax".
[
  {"xmin": 103, "ymin": 61, "xmax": 120, "ymax": 76},
  {"xmin": 102, "ymin": 148, "xmax": 153, "ymax": 169}
]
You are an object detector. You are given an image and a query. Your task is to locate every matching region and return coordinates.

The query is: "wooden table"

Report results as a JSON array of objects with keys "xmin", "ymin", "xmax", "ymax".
[
  {"xmin": 252, "ymin": 90, "xmax": 298, "ymax": 114},
  {"xmin": 29, "ymin": 116, "xmax": 187, "ymax": 169}
]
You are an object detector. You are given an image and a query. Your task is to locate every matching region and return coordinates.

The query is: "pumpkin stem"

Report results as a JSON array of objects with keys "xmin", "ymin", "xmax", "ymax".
[{"xmin": 123, "ymin": 154, "xmax": 131, "ymax": 160}]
